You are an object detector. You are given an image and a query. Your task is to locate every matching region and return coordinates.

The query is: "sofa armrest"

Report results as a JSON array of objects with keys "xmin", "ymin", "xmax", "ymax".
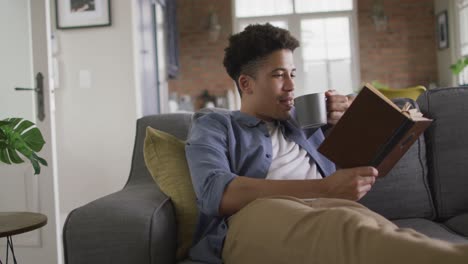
[{"xmin": 63, "ymin": 183, "xmax": 177, "ymax": 264}]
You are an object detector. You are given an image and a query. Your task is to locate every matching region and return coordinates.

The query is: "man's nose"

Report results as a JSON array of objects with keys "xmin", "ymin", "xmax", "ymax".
[{"xmin": 284, "ymin": 75, "xmax": 295, "ymax": 91}]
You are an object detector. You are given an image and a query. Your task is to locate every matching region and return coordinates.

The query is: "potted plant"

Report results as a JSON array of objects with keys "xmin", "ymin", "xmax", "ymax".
[
  {"xmin": 450, "ymin": 57, "xmax": 468, "ymax": 86},
  {"xmin": 0, "ymin": 118, "xmax": 47, "ymax": 175}
]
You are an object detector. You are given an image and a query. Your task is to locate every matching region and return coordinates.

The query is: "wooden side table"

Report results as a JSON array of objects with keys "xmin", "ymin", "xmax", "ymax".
[{"xmin": 0, "ymin": 212, "xmax": 47, "ymax": 264}]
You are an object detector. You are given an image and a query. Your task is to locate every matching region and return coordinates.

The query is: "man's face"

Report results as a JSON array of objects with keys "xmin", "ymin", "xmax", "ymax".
[{"xmin": 240, "ymin": 49, "xmax": 296, "ymax": 121}]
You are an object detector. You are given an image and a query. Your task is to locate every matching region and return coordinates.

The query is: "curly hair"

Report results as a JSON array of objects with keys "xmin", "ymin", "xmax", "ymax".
[{"xmin": 223, "ymin": 23, "xmax": 300, "ymax": 95}]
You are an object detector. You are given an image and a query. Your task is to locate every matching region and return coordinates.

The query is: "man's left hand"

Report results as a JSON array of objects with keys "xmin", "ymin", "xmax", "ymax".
[{"xmin": 325, "ymin": 90, "xmax": 353, "ymax": 125}]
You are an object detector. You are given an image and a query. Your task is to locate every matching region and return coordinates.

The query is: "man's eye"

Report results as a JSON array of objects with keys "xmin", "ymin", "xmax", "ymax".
[
  {"xmin": 273, "ymin": 73, "xmax": 284, "ymax": 78},
  {"xmin": 291, "ymin": 74, "xmax": 296, "ymax": 79}
]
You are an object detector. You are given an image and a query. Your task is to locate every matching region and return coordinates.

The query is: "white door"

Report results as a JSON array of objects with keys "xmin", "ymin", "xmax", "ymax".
[{"xmin": 0, "ymin": 0, "xmax": 62, "ymax": 264}]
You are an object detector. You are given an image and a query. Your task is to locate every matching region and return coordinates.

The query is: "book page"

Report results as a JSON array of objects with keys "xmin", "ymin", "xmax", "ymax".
[{"xmin": 401, "ymin": 102, "xmax": 430, "ymax": 121}]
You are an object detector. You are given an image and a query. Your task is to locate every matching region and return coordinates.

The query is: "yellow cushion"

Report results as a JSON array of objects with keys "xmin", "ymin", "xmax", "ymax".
[
  {"xmin": 377, "ymin": 85, "xmax": 427, "ymax": 100},
  {"xmin": 143, "ymin": 127, "xmax": 198, "ymax": 260}
]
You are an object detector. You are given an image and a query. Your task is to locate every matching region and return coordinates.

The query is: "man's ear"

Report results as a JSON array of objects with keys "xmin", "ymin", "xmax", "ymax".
[{"xmin": 238, "ymin": 74, "xmax": 254, "ymax": 95}]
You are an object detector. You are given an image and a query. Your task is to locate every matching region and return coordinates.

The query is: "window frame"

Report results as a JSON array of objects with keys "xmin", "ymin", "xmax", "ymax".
[
  {"xmin": 231, "ymin": 0, "xmax": 361, "ymax": 96},
  {"xmin": 455, "ymin": 0, "xmax": 468, "ymax": 85}
]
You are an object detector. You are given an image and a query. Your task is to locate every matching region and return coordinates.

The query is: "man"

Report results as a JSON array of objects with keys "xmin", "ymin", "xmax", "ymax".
[{"xmin": 185, "ymin": 23, "xmax": 468, "ymax": 264}]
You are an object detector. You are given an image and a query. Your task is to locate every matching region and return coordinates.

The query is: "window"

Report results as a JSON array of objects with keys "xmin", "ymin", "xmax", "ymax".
[
  {"xmin": 457, "ymin": 0, "xmax": 468, "ymax": 85},
  {"xmin": 234, "ymin": 0, "xmax": 358, "ymax": 96},
  {"xmin": 294, "ymin": 0, "xmax": 352, "ymax": 13},
  {"xmin": 236, "ymin": 0, "xmax": 293, "ymax": 18}
]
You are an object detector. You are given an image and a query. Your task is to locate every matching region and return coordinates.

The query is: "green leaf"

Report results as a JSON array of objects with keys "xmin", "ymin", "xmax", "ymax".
[
  {"xmin": 29, "ymin": 157, "xmax": 41, "ymax": 175},
  {"xmin": 7, "ymin": 118, "xmax": 22, "ymax": 128},
  {"xmin": 22, "ymin": 128, "xmax": 45, "ymax": 152},
  {"xmin": 15, "ymin": 119, "xmax": 34, "ymax": 135},
  {"xmin": 7, "ymin": 147, "xmax": 24, "ymax": 164},
  {"xmin": 0, "ymin": 120, "xmax": 11, "ymax": 131},
  {"xmin": 31, "ymin": 152, "xmax": 48, "ymax": 167},
  {"xmin": 0, "ymin": 120, "xmax": 12, "ymax": 127},
  {"xmin": 371, "ymin": 80, "xmax": 389, "ymax": 89},
  {"xmin": 37, "ymin": 156, "xmax": 48, "ymax": 166},
  {"xmin": 15, "ymin": 144, "xmax": 33, "ymax": 160},
  {"xmin": 0, "ymin": 120, "xmax": 10, "ymax": 140},
  {"xmin": 0, "ymin": 148, "xmax": 11, "ymax": 164},
  {"xmin": 450, "ymin": 58, "xmax": 468, "ymax": 75}
]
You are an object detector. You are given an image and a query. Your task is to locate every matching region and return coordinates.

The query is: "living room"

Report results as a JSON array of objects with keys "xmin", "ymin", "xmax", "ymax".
[{"xmin": 1, "ymin": 0, "xmax": 468, "ymax": 263}]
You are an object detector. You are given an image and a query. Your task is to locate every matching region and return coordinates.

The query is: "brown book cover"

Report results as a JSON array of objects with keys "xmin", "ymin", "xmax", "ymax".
[{"xmin": 318, "ymin": 84, "xmax": 433, "ymax": 177}]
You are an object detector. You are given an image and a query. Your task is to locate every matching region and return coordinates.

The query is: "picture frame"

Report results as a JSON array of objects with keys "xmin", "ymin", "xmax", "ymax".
[
  {"xmin": 437, "ymin": 10, "xmax": 449, "ymax": 49},
  {"xmin": 56, "ymin": 0, "xmax": 111, "ymax": 29}
]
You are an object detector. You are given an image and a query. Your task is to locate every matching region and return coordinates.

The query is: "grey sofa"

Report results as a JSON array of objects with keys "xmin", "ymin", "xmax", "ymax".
[{"xmin": 63, "ymin": 87, "xmax": 468, "ymax": 264}]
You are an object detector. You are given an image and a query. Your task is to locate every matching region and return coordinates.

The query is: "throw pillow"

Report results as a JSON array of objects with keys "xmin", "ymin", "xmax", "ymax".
[{"xmin": 143, "ymin": 127, "xmax": 198, "ymax": 260}]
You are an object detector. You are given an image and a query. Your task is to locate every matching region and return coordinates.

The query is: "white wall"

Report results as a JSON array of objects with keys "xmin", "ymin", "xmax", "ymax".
[
  {"xmin": 434, "ymin": 0, "xmax": 458, "ymax": 87},
  {"xmin": 54, "ymin": 0, "xmax": 138, "ymax": 216}
]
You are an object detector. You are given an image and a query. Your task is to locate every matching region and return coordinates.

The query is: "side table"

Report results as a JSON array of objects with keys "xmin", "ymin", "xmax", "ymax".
[{"xmin": 0, "ymin": 212, "xmax": 47, "ymax": 264}]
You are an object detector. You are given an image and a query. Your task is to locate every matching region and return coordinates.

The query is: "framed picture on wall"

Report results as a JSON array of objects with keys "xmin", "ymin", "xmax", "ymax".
[
  {"xmin": 56, "ymin": 0, "xmax": 111, "ymax": 29},
  {"xmin": 437, "ymin": 10, "xmax": 449, "ymax": 49}
]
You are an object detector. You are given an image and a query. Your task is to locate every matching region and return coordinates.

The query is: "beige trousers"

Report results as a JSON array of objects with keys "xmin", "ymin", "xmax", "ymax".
[{"xmin": 222, "ymin": 196, "xmax": 468, "ymax": 264}]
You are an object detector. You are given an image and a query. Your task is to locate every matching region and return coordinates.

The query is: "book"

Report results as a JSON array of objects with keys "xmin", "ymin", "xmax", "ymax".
[{"xmin": 317, "ymin": 84, "xmax": 433, "ymax": 177}]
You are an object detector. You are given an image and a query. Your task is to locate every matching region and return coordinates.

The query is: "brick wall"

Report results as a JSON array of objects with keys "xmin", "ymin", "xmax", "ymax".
[
  {"xmin": 358, "ymin": 0, "xmax": 438, "ymax": 88},
  {"xmin": 168, "ymin": 0, "xmax": 234, "ymax": 101},
  {"xmin": 169, "ymin": 0, "xmax": 438, "ymax": 101}
]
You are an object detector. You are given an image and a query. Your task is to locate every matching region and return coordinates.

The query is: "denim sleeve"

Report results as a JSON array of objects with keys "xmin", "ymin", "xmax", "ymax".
[{"xmin": 185, "ymin": 113, "xmax": 237, "ymax": 217}]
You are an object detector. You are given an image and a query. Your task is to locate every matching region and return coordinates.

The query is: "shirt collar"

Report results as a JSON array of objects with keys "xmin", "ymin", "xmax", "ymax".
[
  {"xmin": 232, "ymin": 111, "xmax": 264, "ymax": 127},
  {"xmin": 232, "ymin": 110, "xmax": 297, "ymax": 136}
]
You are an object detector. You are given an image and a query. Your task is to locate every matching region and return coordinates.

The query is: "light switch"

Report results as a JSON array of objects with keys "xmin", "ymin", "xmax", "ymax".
[{"xmin": 79, "ymin": 70, "xmax": 91, "ymax": 89}]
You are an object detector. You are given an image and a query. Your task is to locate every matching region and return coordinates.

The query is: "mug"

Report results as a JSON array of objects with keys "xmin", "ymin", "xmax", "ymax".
[{"xmin": 294, "ymin": 92, "xmax": 327, "ymax": 129}]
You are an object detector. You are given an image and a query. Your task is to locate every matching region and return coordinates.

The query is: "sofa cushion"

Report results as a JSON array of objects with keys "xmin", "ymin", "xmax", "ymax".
[
  {"xmin": 143, "ymin": 127, "xmax": 198, "ymax": 260},
  {"xmin": 393, "ymin": 218, "xmax": 468, "ymax": 244},
  {"xmin": 359, "ymin": 98, "xmax": 435, "ymax": 220},
  {"xmin": 418, "ymin": 87, "xmax": 468, "ymax": 219},
  {"xmin": 445, "ymin": 213, "xmax": 468, "ymax": 237}
]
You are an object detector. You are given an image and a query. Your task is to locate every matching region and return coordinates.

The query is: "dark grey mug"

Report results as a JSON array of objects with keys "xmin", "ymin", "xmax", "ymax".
[{"xmin": 294, "ymin": 92, "xmax": 327, "ymax": 129}]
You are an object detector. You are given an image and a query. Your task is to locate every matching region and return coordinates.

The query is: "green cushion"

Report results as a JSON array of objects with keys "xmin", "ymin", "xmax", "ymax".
[{"xmin": 143, "ymin": 127, "xmax": 197, "ymax": 260}]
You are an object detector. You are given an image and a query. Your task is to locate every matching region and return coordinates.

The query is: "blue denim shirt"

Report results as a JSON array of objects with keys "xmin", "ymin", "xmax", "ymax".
[{"xmin": 185, "ymin": 110, "xmax": 336, "ymax": 263}]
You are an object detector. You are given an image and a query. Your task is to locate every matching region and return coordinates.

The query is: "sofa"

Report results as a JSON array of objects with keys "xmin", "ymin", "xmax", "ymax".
[{"xmin": 63, "ymin": 87, "xmax": 468, "ymax": 264}]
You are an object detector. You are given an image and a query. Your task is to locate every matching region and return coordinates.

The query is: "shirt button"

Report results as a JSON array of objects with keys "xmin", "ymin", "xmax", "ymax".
[{"xmin": 266, "ymin": 154, "xmax": 271, "ymax": 158}]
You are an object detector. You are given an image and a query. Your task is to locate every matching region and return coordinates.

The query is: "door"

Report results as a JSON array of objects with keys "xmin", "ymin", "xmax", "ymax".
[{"xmin": 0, "ymin": 0, "xmax": 62, "ymax": 264}]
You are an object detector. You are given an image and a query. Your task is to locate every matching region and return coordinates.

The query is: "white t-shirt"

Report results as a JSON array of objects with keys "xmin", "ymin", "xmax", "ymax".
[{"xmin": 265, "ymin": 121, "xmax": 323, "ymax": 180}]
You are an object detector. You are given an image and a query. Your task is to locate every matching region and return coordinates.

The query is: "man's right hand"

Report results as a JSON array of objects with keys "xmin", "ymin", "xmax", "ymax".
[{"xmin": 323, "ymin": 167, "xmax": 378, "ymax": 201}]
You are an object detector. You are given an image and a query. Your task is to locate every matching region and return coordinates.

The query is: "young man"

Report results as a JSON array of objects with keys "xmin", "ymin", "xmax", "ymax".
[{"xmin": 185, "ymin": 24, "xmax": 468, "ymax": 264}]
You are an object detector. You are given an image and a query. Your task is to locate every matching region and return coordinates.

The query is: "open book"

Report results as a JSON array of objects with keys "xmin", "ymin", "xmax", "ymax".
[{"xmin": 318, "ymin": 84, "xmax": 433, "ymax": 177}]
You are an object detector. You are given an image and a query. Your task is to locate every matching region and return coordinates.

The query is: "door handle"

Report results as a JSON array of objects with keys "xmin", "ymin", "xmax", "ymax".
[
  {"xmin": 15, "ymin": 72, "xmax": 45, "ymax": 121},
  {"xmin": 15, "ymin": 87, "xmax": 39, "ymax": 91}
]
